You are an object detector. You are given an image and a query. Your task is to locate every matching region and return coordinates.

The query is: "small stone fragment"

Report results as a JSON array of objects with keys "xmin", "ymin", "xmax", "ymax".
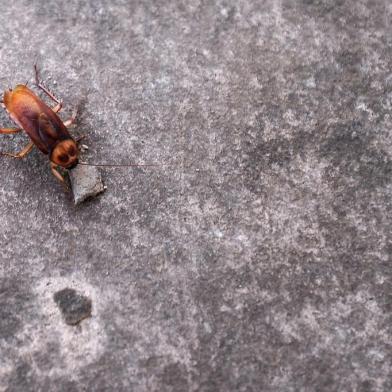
[
  {"xmin": 69, "ymin": 164, "xmax": 105, "ymax": 205},
  {"xmin": 53, "ymin": 288, "xmax": 92, "ymax": 325}
]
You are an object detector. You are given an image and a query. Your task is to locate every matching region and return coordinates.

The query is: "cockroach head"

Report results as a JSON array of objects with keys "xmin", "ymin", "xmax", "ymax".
[{"xmin": 50, "ymin": 139, "xmax": 79, "ymax": 169}]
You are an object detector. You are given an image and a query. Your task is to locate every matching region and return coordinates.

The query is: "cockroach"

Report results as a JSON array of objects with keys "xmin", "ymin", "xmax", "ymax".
[{"xmin": 0, "ymin": 66, "xmax": 158, "ymax": 189}]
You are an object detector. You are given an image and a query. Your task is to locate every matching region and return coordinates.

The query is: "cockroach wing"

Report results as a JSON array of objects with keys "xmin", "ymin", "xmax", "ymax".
[
  {"xmin": 38, "ymin": 113, "xmax": 61, "ymax": 144},
  {"xmin": 3, "ymin": 85, "xmax": 72, "ymax": 155},
  {"xmin": 37, "ymin": 112, "xmax": 71, "ymax": 154}
]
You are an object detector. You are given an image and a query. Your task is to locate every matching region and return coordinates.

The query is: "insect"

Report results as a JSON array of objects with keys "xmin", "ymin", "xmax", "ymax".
[
  {"xmin": 0, "ymin": 66, "xmax": 161, "ymax": 192},
  {"xmin": 0, "ymin": 66, "xmax": 79, "ymax": 186}
]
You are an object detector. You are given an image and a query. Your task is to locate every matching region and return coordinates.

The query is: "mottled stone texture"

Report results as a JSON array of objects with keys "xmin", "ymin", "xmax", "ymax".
[{"xmin": 0, "ymin": 1, "xmax": 391, "ymax": 391}]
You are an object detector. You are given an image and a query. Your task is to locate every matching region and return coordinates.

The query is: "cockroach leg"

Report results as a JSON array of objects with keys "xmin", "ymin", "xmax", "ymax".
[
  {"xmin": 50, "ymin": 162, "xmax": 69, "ymax": 189},
  {"xmin": 52, "ymin": 102, "xmax": 63, "ymax": 113},
  {"xmin": 0, "ymin": 141, "xmax": 34, "ymax": 158},
  {"xmin": 63, "ymin": 119, "xmax": 73, "ymax": 127},
  {"xmin": 0, "ymin": 127, "xmax": 22, "ymax": 134},
  {"xmin": 63, "ymin": 107, "xmax": 78, "ymax": 128},
  {"xmin": 75, "ymin": 135, "xmax": 87, "ymax": 143},
  {"xmin": 50, "ymin": 162, "xmax": 64, "ymax": 182},
  {"xmin": 34, "ymin": 65, "xmax": 62, "ymax": 105},
  {"xmin": 37, "ymin": 81, "xmax": 62, "ymax": 105}
]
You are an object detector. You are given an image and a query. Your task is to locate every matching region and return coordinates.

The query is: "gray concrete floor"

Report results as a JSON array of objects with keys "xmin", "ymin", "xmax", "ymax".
[{"xmin": 0, "ymin": 1, "xmax": 391, "ymax": 391}]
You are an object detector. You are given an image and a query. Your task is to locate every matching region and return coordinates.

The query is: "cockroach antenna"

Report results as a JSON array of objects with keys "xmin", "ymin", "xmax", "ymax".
[{"xmin": 78, "ymin": 162, "xmax": 162, "ymax": 168}]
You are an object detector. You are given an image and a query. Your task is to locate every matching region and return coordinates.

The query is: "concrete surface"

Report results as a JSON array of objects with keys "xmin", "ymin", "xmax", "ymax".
[{"xmin": 0, "ymin": 0, "xmax": 391, "ymax": 391}]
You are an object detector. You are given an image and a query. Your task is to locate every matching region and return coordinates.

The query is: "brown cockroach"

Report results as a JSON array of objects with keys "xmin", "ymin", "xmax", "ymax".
[{"xmin": 0, "ymin": 66, "xmax": 158, "ymax": 188}]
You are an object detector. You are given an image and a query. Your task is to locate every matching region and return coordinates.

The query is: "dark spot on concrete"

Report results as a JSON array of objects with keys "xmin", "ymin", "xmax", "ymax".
[
  {"xmin": 8, "ymin": 362, "xmax": 80, "ymax": 392},
  {"xmin": 358, "ymin": 381, "xmax": 371, "ymax": 392},
  {"xmin": 336, "ymin": 49, "xmax": 363, "ymax": 73},
  {"xmin": 53, "ymin": 288, "xmax": 92, "ymax": 325},
  {"xmin": 319, "ymin": 121, "xmax": 392, "ymax": 191},
  {"xmin": 140, "ymin": 355, "xmax": 168, "ymax": 369},
  {"xmin": 32, "ymin": 342, "xmax": 61, "ymax": 373},
  {"xmin": 7, "ymin": 362, "xmax": 36, "ymax": 392},
  {"xmin": 0, "ymin": 278, "xmax": 32, "ymax": 339},
  {"xmin": 242, "ymin": 129, "xmax": 315, "ymax": 194},
  {"xmin": 160, "ymin": 362, "xmax": 189, "ymax": 392},
  {"xmin": 0, "ymin": 308, "xmax": 20, "ymax": 340}
]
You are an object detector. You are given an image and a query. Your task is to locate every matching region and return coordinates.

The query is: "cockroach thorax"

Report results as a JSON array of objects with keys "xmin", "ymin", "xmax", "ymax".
[{"xmin": 50, "ymin": 139, "xmax": 79, "ymax": 169}]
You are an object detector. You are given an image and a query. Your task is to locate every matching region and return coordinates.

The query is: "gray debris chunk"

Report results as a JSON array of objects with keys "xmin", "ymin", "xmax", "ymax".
[
  {"xmin": 53, "ymin": 288, "xmax": 92, "ymax": 325},
  {"xmin": 69, "ymin": 164, "xmax": 105, "ymax": 204}
]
